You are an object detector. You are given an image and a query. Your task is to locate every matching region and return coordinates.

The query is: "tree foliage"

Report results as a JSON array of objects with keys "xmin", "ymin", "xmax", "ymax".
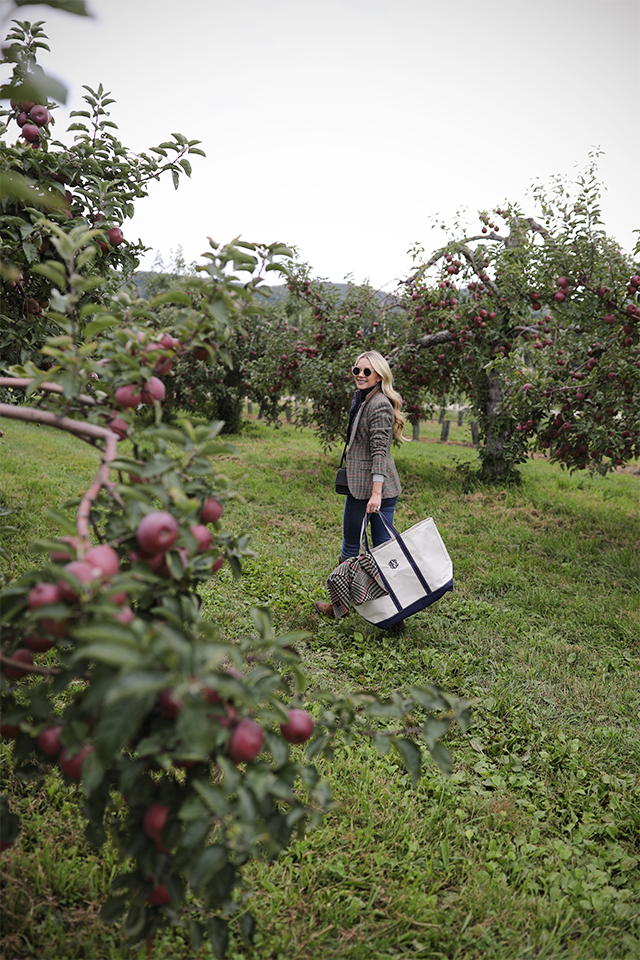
[
  {"xmin": 241, "ymin": 160, "xmax": 639, "ymax": 479},
  {"xmin": 0, "ymin": 20, "xmax": 204, "ymax": 372}
]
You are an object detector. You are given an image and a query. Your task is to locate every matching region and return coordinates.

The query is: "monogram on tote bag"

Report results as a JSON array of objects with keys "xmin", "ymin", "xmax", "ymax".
[{"xmin": 355, "ymin": 513, "xmax": 453, "ymax": 628}]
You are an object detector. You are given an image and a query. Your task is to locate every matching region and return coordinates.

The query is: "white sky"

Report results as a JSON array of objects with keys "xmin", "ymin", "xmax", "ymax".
[{"xmin": 2, "ymin": 0, "xmax": 639, "ymax": 290}]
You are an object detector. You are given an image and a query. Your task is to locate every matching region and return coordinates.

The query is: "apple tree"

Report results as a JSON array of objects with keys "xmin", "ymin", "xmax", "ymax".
[
  {"xmin": 393, "ymin": 159, "xmax": 639, "ymax": 480},
  {"xmin": 0, "ymin": 19, "xmax": 204, "ymax": 373},
  {"xmin": 245, "ymin": 267, "xmax": 404, "ymax": 446},
  {"xmin": 493, "ymin": 162, "xmax": 640, "ymax": 473}
]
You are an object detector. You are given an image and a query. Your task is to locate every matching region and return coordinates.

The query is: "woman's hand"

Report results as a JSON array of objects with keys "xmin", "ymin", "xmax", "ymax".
[{"xmin": 367, "ymin": 481, "xmax": 383, "ymax": 514}]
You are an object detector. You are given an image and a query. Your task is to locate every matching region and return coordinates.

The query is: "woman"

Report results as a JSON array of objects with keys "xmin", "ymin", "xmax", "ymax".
[{"xmin": 315, "ymin": 350, "xmax": 407, "ymax": 619}]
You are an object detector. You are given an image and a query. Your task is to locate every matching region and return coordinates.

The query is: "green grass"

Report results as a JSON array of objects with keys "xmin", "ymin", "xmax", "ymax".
[{"xmin": 1, "ymin": 416, "xmax": 639, "ymax": 959}]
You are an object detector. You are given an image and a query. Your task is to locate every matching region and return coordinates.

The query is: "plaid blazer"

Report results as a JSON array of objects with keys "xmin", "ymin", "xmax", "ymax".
[{"xmin": 345, "ymin": 387, "xmax": 401, "ymax": 500}]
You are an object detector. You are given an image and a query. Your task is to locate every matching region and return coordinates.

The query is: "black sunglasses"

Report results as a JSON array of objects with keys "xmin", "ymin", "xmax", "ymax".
[{"xmin": 352, "ymin": 366, "xmax": 373, "ymax": 376}]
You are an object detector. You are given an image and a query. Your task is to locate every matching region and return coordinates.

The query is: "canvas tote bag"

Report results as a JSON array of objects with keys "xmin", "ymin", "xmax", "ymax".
[{"xmin": 354, "ymin": 513, "xmax": 453, "ymax": 628}]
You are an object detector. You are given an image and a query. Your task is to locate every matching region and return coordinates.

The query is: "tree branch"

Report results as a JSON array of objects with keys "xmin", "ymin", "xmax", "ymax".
[
  {"xmin": 388, "ymin": 328, "xmax": 457, "ymax": 361},
  {"xmin": 0, "ymin": 378, "xmax": 97, "ymax": 407},
  {"xmin": 0, "ymin": 387, "xmax": 120, "ymax": 541},
  {"xmin": 0, "ymin": 652, "xmax": 61, "ymax": 677}
]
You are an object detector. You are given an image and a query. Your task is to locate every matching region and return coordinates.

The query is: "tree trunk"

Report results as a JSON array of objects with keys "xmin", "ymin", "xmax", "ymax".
[{"xmin": 478, "ymin": 372, "xmax": 515, "ymax": 482}]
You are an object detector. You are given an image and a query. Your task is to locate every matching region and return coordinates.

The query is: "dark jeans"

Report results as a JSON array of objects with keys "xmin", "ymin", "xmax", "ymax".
[{"xmin": 341, "ymin": 494, "xmax": 398, "ymax": 559}]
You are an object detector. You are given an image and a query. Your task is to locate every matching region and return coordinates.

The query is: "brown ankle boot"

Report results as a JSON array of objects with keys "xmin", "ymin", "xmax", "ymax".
[{"xmin": 314, "ymin": 601, "xmax": 335, "ymax": 619}]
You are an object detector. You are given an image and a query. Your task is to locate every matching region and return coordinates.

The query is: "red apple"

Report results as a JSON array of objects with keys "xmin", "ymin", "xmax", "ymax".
[
  {"xmin": 140, "ymin": 376, "xmax": 165, "ymax": 403},
  {"xmin": 24, "ymin": 632, "xmax": 54, "ymax": 653},
  {"xmin": 84, "ymin": 544, "xmax": 120, "ymax": 578},
  {"xmin": 137, "ymin": 512, "xmax": 179, "ymax": 554},
  {"xmin": 280, "ymin": 708, "xmax": 314, "ymax": 744},
  {"xmin": 228, "ymin": 718, "xmax": 264, "ymax": 764},
  {"xmin": 115, "ymin": 606, "xmax": 135, "ymax": 624},
  {"xmin": 0, "ymin": 722, "xmax": 21, "ymax": 739},
  {"xmin": 200, "ymin": 497, "xmax": 223, "ymax": 524},
  {"xmin": 57, "ymin": 560, "xmax": 97, "ymax": 601},
  {"xmin": 190, "ymin": 524, "xmax": 212, "ymax": 554},
  {"xmin": 28, "ymin": 105, "xmax": 49, "ymax": 127},
  {"xmin": 143, "ymin": 803, "xmax": 169, "ymax": 850},
  {"xmin": 159, "ymin": 688, "xmax": 183, "ymax": 719},
  {"xmin": 115, "ymin": 383, "xmax": 142, "ymax": 408},
  {"xmin": 107, "ymin": 227, "xmax": 124, "ymax": 246},
  {"xmin": 59, "ymin": 744, "xmax": 95, "ymax": 780},
  {"xmin": 16, "ymin": 111, "xmax": 28, "ymax": 127},
  {"xmin": 108, "ymin": 415, "xmax": 129, "ymax": 441},
  {"xmin": 147, "ymin": 884, "xmax": 170, "ymax": 906},
  {"xmin": 27, "ymin": 582, "xmax": 61, "ymax": 610},
  {"xmin": 3, "ymin": 649, "xmax": 34, "ymax": 680},
  {"xmin": 21, "ymin": 123, "xmax": 40, "ymax": 142},
  {"xmin": 38, "ymin": 725, "xmax": 64, "ymax": 756},
  {"xmin": 554, "ymin": 292, "xmax": 565, "ymax": 302}
]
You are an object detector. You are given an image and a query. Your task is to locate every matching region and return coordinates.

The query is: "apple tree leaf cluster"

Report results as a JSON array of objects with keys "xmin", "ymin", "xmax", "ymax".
[{"xmin": 0, "ymin": 20, "xmax": 205, "ymax": 373}]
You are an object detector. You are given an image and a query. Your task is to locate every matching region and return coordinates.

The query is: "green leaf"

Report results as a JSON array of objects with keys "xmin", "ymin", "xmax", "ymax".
[
  {"xmin": 122, "ymin": 903, "xmax": 146, "ymax": 940},
  {"xmin": 44, "ymin": 508, "xmax": 78, "ymax": 536},
  {"xmin": 32, "ymin": 262, "xmax": 67, "ymax": 284},
  {"xmin": 150, "ymin": 291, "xmax": 192, "ymax": 308},
  {"xmin": 14, "ymin": 0, "xmax": 92, "ymax": 15},
  {"xmin": 190, "ymin": 920, "xmax": 204, "ymax": 952},
  {"xmin": 179, "ymin": 158, "xmax": 192, "ymax": 177},
  {"xmin": 394, "ymin": 737, "xmax": 422, "ymax": 787},
  {"xmin": 421, "ymin": 717, "xmax": 451, "ymax": 749},
  {"xmin": 93, "ymin": 694, "xmax": 155, "ymax": 762},
  {"xmin": 190, "ymin": 845, "xmax": 228, "ymax": 892},
  {"xmin": 100, "ymin": 895, "xmax": 127, "ymax": 924},
  {"xmin": 172, "ymin": 168, "xmax": 179, "ymax": 190},
  {"xmin": 193, "ymin": 780, "xmax": 229, "ymax": 817},
  {"xmin": 208, "ymin": 916, "xmax": 229, "ymax": 960},
  {"xmin": 239, "ymin": 913, "xmax": 256, "ymax": 946},
  {"xmin": 71, "ymin": 643, "xmax": 144, "ymax": 669},
  {"xmin": 428, "ymin": 741, "xmax": 453, "ymax": 776},
  {"xmin": 1, "ymin": 73, "xmax": 68, "ymax": 105},
  {"xmin": 179, "ymin": 795, "xmax": 209, "ymax": 821},
  {"xmin": 409, "ymin": 685, "xmax": 449, "ymax": 712},
  {"xmin": 372, "ymin": 732, "xmax": 391, "ymax": 755},
  {"xmin": 104, "ymin": 671, "xmax": 167, "ymax": 705},
  {"xmin": 84, "ymin": 316, "xmax": 117, "ymax": 339}
]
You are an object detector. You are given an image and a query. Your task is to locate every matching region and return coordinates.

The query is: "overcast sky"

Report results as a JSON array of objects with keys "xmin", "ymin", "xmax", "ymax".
[{"xmin": 2, "ymin": 0, "xmax": 639, "ymax": 290}]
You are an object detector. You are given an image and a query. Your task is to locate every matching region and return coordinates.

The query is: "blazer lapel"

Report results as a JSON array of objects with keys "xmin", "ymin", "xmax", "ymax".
[{"xmin": 349, "ymin": 384, "xmax": 381, "ymax": 446}]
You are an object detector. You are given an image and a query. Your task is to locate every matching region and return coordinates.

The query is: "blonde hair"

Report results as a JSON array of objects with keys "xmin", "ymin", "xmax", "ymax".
[{"xmin": 356, "ymin": 351, "xmax": 408, "ymax": 442}]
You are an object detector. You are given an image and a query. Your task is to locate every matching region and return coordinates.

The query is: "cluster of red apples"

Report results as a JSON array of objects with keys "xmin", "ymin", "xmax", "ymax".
[{"xmin": 12, "ymin": 99, "xmax": 51, "ymax": 147}]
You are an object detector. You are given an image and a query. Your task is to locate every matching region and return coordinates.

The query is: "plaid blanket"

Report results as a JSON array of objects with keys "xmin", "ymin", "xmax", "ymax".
[{"xmin": 326, "ymin": 553, "xmax": 388, "ymax": 618}]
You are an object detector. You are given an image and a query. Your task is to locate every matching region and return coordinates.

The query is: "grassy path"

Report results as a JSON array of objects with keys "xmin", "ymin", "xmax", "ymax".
[{"xmin": 1, "ymin": 418, "xmax": 639, "ymax": 959}]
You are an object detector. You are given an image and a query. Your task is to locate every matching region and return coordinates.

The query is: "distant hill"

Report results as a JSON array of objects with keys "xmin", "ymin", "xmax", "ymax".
[{"xmin": 132, "ymin": 273, "xmax": 399, "ymax": 306}]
